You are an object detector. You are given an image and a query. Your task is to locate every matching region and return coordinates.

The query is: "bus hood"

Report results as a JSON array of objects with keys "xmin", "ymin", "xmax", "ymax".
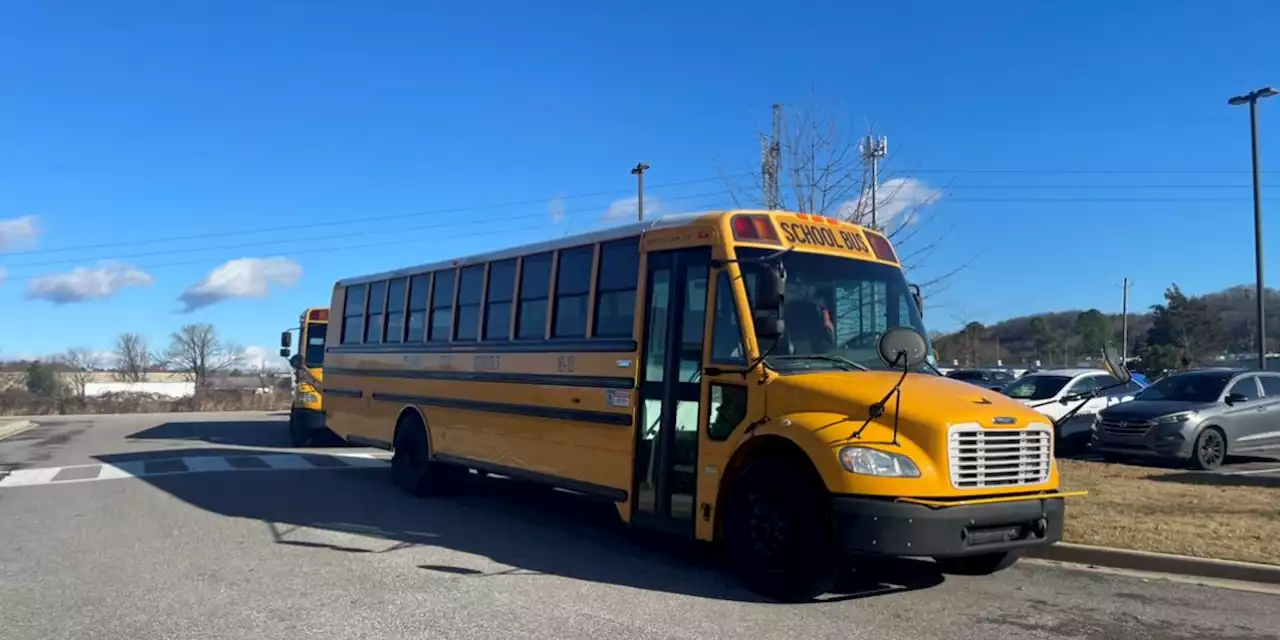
[{"xmin": 767, "ymin": 370, "xmax": 1049, "ymax": 444}]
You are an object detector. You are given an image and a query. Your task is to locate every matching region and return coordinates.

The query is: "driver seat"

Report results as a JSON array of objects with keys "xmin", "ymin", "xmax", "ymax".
[{"xmin": 783, "ymin": 299, "xmax": 833, "ymax": 354}]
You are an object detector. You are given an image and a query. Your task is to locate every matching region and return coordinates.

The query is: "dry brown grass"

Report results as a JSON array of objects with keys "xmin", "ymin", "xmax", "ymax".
[
  {"xmin": 1059, "ymin": 458, "xmax": 1280, "ymax": 565},
  {"xmin": 0, "ymin": 389, "xmax": 291, "ymax": 416}
]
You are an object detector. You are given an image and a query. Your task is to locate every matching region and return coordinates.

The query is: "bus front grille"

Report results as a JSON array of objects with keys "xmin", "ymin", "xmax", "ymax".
[{"xmin": 947, "ymin": 424, "xmax": 1053, "ymax": 490}]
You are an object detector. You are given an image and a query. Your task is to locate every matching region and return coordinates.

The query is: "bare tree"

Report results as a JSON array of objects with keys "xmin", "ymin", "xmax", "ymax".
[
  {"xmin": 113, "ymin": 333, "xmax": 152, "ymax": 383},
  {"xmin": 720, "ymin": 97, "xmax": 969, "ymax": 294},
  {"xmin": 163, "ymin": 324, "xmax": 243, "ymax": 387},
  {"xmin": 59, "ymin": 347, "xmax": 101, "ymax": 398}
]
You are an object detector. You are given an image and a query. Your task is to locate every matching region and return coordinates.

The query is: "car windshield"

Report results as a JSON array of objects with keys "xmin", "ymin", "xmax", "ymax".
[
  {"xmin": 737, "ymin": 247, "xmax": 929, "ymax": 373},
  {"xmin": 1000, "ymin": 375, "xmax": 1071, "ymax": 401},
  {"xmin": 1136, "ymin": 372, "xmax": 1232, "ymax": 403},
  {"xmin": 304, "ymin": 322, "xmax": 326, "ymax": 367}
]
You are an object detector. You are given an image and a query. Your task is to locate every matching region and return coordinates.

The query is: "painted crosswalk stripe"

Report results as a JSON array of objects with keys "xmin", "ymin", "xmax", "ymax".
[{"xmin": 0, "ymin": 451, "xmax": 390, "ymax": 489}]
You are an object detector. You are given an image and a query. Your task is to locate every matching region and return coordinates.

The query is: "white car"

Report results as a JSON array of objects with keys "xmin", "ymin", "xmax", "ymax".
[{"xmin": 999, "ymin": 368, "xmax": 1146, "ymax": 451}]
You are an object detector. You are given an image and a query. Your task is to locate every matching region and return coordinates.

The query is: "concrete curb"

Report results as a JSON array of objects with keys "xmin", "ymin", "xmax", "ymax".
[
  {"xmin": 1029, "ymin": 542, "xmax": 1280, "ymax": 585},
  {"xmin": 0, "ymin": 420, "xmax": 35, "ymax": 441}
]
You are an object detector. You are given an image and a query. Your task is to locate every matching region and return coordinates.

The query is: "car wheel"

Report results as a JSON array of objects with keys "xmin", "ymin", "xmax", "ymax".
[{"xmin": 1190, "ymin": 427, "xmax": 1226, "ymax": 471}]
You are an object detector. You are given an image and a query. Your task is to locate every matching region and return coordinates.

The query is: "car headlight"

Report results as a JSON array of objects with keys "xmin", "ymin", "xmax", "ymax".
[
  {"xmin": 1155, "ymin": 412, "xmax": 1196, "ymax": 424},
  {"xmin": 838, "ymin": 446, "xmax": 921, "ymax": 477}
]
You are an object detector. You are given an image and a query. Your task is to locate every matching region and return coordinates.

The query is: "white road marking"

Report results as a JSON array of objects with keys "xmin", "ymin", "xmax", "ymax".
[
  {"xmin": 0, "ymin": 467, "xmax": 62, "ymax": 487},
  {"xmin": 1224, "ymin": 466, "xmax": 1280, "ymax": 476},
  {"xmin": 184, "ymin": 456, "xmax": 236, "ymax": 473},
  {"xmin": 0, "ymin": 452, "xmax": 389, "ymax": 490},
  {"xmin": 259, "ymin": 454, "xmax": 312, "ymax": 470}
]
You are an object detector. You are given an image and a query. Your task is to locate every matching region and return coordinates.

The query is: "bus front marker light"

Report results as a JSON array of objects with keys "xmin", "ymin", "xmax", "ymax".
[{"xmin": 839, "ymin": 446, "xmax": 920, "ymax": 477}]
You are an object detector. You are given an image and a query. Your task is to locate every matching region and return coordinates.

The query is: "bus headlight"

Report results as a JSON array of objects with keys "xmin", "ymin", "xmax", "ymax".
[
  {"xmin": 295, "ymin": 392, "xmax": 319, "ymax": 404},
  {"xmin": 838, "ymin": 446, "xmax": 921, "ymax": 477}
]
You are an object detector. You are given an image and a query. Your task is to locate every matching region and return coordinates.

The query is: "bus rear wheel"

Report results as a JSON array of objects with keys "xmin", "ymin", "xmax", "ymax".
[
  {"xmin": 721, "ymin": 457, "xmax": 838, "ymax": 602},
  {"xmin": 391, "ymin": 414, "xmax": 461, "ymax": 497}
]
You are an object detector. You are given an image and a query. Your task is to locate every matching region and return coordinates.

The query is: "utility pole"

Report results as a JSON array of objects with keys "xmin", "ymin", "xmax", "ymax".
[
  {"xmin": 859, "ymin": 134, "xmax": 888, "ymax": 228},
  {"xmin": 1121, "ymin": 277, "xmax": 1130, "ymax": 363},
  {"xmin": 1229, "ymin": 86, "xmax": 1277, "ymax": 370},
  {"xmin": 761, "ymin": 104, "xmax": 782, "ymax": 210},
  {"xmin": 631, "ymin": 162, "xmax": 649, "ymax": 222}
]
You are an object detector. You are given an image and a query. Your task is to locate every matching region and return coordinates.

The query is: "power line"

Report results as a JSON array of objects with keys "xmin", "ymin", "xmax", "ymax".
[
  {"xmin": 0, "ymin": 191, "xmax": 727, "ymax": 273},
  {"xmin": 2, "ymin": 174, "xmax": 748, "ymax": 259}
]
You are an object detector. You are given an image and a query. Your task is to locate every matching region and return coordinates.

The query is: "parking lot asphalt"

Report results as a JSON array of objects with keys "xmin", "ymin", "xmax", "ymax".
[{"xmin": 2, "ymin": 412, "xmax": 1278, "ymax": 640}]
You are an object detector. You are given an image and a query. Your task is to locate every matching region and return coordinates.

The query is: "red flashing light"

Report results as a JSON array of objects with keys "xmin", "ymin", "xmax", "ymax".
[
  {"xmin": 730, "ymin": 215, "xmax": 781, "ymax": 244},
  {"xmin": 864, "ymin": 231, "xmax": 899, "ymax": 263},
  {"xmin": 308, "ymin": 309, "xmax": 329, "ymax": 322}
]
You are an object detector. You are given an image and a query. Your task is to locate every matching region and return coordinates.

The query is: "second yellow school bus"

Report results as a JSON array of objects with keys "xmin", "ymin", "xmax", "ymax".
[{"xmin": 324, "ymin": 209, "xmax": 1078, "ymax": 601}]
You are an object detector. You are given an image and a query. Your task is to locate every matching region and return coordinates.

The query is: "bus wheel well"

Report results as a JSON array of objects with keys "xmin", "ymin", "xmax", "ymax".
[
  {"xmin": 713, "ymin": 435, "xmax": 826, "ymax": 540},
  {"xmin": 393, "ymin": 406, "xmax": 431, "ymax": 452}
]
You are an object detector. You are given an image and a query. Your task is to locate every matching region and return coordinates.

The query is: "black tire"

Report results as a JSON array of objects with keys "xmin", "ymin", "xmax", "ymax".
[
  {"xmin": 391, "ymin": 413, "xmax": 462, "ymax": 497},
  {"xmin": 933, "ymin": 550, "xmax": 1023, "ymax": 575},
  {"xmin": 288, "ymin": 410, "xmax": 311, "ymax": 448},
  {"xmin": 1190, "ymin": 427, "xmax": 1227, "ymax": 471},
  {"xmin": 721, "ymin": 457, "xmax": 838, "ymax": 602}
]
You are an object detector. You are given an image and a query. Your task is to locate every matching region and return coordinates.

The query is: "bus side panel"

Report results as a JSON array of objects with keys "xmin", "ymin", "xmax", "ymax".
[{"xmin": 326, "ymin": 348, "xmax": 640, "ymax": 495}]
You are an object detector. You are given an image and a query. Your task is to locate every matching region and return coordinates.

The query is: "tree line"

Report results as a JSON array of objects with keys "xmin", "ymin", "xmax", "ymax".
[
  {"xmin": 8, "ymin": 323, "xmax": 278, "ymax": 399},
  {"xmin": 933, "ymin": 283, "xmax": 1278, "ymax": 374}
]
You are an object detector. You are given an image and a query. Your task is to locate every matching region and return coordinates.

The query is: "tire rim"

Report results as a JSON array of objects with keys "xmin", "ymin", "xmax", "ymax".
[{"xmin": 1200, "ymin": 432, "xmax": 1224, "ymax": 467}]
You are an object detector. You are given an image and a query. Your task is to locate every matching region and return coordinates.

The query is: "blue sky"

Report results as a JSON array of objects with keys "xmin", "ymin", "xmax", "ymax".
[{"xmin": 1, "ymin": 1, "xmax": 1277, "ymax": 365}]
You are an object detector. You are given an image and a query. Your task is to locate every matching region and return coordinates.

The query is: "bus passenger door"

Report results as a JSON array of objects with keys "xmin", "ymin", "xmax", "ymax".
[{"xmin": 633, "ymin": 247, "xmax": 710, "ymax": 535}]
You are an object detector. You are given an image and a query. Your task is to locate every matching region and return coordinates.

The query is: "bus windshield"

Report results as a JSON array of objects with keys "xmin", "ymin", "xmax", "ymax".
[
  {"xmin": 304, "ymin": 322, "xmax": 327, "ymax": 367},
  {"xmin": 737, "ymin": 247, "xmax": 928, "ymax": 373}
]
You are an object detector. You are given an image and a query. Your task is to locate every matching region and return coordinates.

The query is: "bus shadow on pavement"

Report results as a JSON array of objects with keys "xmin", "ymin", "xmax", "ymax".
[
  {"xmin": 92, "ymin": 447, "xmax": 945, "ymax": 603},
  {"xmin": 128, "ymin": 420, "xmax": 346, "ymax": 449}
]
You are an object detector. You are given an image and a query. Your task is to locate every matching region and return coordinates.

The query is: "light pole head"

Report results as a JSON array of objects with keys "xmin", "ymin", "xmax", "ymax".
[{"xmin": 1230, "ymin": 87, "xmax": 1278, "ymax": 106}]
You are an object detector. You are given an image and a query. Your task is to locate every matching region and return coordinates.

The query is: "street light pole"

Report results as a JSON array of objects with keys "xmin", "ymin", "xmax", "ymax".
[{"xmin": 1229, "ymin": 86, "xmax": 1278, "ymax": 370}]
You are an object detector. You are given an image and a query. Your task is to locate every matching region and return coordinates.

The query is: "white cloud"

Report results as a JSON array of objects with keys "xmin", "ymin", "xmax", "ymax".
[
  {"xmin": 603, "ymin": 195, "xmax": 662, "ymax": 221},
  {"xmin": 178, "ymin": 257, "xmax": 302, "ymax": 312},
  {"xmin": 241, "ymin": 345, "xmax": 288, "ymax": 371},
  {"xmin": 548, "ymin": 197, "xmax": 566, "ymax": 224},
  {"xmin": 25, "ymin": 261, "xmax": 154, "ymax": 304},
  {"xmin": 0, "ymin": 215, "xmax": 39, "ymax": 251},
  {"xmin": 837, "ymin": 178, "xmax": 942, "ymax": 227}
]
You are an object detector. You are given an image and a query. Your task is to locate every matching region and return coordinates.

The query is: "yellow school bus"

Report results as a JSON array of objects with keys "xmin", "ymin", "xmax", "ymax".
[
  {"xmin": 324, "ymin": 210, "xmax": 1082, "ymax": 601},
  {"xmin": 279, "ymin": 307, "xmax": 329, "ymax": 447}
]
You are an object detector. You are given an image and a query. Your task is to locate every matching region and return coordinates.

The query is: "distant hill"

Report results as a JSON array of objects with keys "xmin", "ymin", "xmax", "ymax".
[{"xmin": 933, "ymin": 284, "xmax": 1280, "ymax": 367}]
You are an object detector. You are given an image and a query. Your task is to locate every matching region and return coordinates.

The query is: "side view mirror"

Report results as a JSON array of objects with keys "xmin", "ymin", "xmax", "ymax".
[
  {"xmin": 908, "ymin": 283, "xmax": 923, "ymax": 317},
  {"xmin": 279, "ymin": 348, "xmax": 291, "ymax": 358},
  {"xmin": 752, "ymin": 262, "xmax": 787, "ymax": 342},
  {"xmin": 289, "ymin": 354, "xmax": 302, "ymax": 370},
  {"xmin": 1101, "ymin": 344, "xmax": 1133, "ymax": 385},
  {"xmin": 280, "ymin": 331, "xmax": 292, "ymax": 349},
  {"xmin": 876, "ymin": 326, "xmax": 929, "ymax": 369},
  {"xmin": 1225, "ymin": 392, "xmax": 1248, "ymax": 405}
]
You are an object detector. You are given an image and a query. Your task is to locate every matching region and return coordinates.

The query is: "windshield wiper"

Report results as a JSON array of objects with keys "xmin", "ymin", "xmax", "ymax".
[{"xmin": 769, "ymin": 354, "xmax": 869, "ymax": 371}]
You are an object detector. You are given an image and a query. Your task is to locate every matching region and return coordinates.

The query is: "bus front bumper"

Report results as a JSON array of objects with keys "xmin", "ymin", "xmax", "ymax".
[{"xmin": 831, "ymin": 494, "xmax": 1066, "ymax": 558}]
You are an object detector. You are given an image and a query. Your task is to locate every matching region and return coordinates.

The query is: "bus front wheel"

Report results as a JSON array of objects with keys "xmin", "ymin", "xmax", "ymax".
[
  {"xmin": 933, "ymin": 550, "xmax": 1023, "ymax": 575},
  {"xmin": 288, "ymin": 410, "xmax": 312, "ymax": 447},
  {"xmin": 721, "ymin": 457, "xmax": 838, "ymax": 602}
]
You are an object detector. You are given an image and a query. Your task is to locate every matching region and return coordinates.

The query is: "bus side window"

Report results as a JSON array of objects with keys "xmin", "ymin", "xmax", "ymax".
[
  {"xmin": 593, "ymin": 237, "xmax": 640, "ymax": 338},
  {"xmin": 710, "ymin": 271, "xmax": 746, "ymax": 364},
  {"xmin": 708, "ymin": 384, "xmax": 748, "ymax": 441},
  {"xmin": 341, "ymin": 284, "xmax": 367, "ymax": 344}
]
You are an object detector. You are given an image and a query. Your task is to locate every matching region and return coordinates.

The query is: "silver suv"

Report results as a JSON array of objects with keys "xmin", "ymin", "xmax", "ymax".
[{"xmin": 1092, "ymin": 368, "xmax": 1280, "ymax": 469}]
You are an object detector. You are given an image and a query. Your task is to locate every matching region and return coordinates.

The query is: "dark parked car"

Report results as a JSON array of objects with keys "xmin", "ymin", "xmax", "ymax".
[
  {"xmin": 944, "ymin": 368, "xmax": 1015, "ymax": 391},
  {"xmin": 1092, "ymin": 368, "xmax": 1280, "ymax": 469}
]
